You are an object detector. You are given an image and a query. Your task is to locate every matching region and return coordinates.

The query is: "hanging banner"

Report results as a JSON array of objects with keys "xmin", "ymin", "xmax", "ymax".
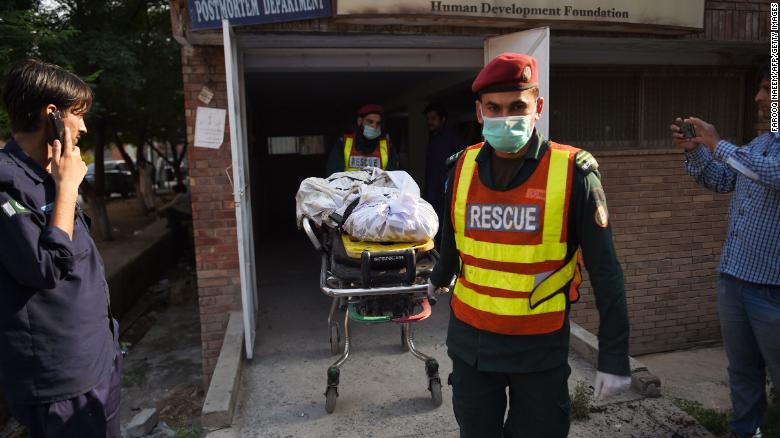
[
  {"xmin": 188, "ymin": 0, "xmax": 332, "ymax": 30},
  {"xmin": 336, "ymin": 0, "xmax": 705, "ymax": 30}
]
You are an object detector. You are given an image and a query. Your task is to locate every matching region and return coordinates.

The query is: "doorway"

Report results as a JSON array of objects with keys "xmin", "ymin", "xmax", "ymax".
[{"xmin": 244, "ymin": 69, "xmax": 479, "ymax": 236}]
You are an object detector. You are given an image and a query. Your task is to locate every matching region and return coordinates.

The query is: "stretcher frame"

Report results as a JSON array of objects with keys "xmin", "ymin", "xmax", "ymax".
[{"xmin": 302, "ymin": 216, "xmax": 445, "ymax": 413}]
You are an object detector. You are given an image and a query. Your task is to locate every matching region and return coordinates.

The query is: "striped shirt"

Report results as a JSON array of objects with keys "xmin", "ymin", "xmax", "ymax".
[{"xmin": 685, "ymin": 133, "xmax": 780, "ymax": 285}]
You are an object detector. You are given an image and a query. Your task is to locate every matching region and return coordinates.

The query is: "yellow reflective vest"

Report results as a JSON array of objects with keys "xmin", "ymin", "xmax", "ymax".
[
  {"xmin": 450, "ymin": 142, "xmax": 583, "ymax": 335},
  {"xmin": 343, "ymin": 135, "xmax": 389, "ymax": 171}
]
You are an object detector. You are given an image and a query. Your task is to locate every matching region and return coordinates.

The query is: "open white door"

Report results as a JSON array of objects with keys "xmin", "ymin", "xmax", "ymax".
[
  {"xmin": 484, "ymin": 28, "xmax": 550, "ymax": 138},
  {"xmin": 222, "ymin": 20, "xmax": 258, "ymax": 359}
]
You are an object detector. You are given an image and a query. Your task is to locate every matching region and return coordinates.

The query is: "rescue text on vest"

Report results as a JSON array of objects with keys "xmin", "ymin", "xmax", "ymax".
[
  {"xmin": 349, "ymin": 156, "xmax": 381, "ymax": 169},
  {"xmin": 466, "ymin": 203, "xmax": 540, "ymax": 232}
]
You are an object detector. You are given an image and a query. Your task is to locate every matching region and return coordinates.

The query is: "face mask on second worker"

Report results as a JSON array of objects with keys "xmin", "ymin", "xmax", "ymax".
[
  {"xmin": 479, "ymin": 105, "xmax": 535, "ymax": 154},
  {"xmin": 363, "ymin": 124, "xmax": 381, "ymax": 140}
]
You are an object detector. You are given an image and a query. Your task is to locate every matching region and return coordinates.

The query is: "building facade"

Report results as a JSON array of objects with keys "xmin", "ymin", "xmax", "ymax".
[{"xmin": 168, "ymin": 0, "xmax": 770, "ymax": 383}]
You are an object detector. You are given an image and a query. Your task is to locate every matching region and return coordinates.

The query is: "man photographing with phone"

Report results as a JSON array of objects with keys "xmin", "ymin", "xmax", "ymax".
[
  {"xmin": 670, "ymin": 61, "xmax": 779, "ymax": 438},
  {"xmin": 0, "ymin": 59, "xmax": 121, "ymax": 437}
]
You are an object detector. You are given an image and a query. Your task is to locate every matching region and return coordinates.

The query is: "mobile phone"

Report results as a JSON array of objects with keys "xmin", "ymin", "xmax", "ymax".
[
  {"xmin": 674, "ymin": 119, "xmax": 696, "ymax": 139},
  {"xmin": 48, "ymin": 110, "xmax": 65, "ymax": 144}
]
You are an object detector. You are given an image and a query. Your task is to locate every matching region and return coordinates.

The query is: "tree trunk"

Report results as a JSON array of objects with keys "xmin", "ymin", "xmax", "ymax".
[
  {"xmin": 116, "ymin": 140, "xmax": 147, "ymax": 214},
  {"xmin": 171, "ymin": 143, "xmax": 187, "ymax": 185},
  {"xmin": 89, "ymin": 120, "xmax": 113, "ymax": 241},
  {"xmin": 137, "ymin": 144, "xmax": 155, "ymax": 213}
]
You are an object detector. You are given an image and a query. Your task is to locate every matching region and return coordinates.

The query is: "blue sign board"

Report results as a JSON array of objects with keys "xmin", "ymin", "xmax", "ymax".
[{"xmin": 188, "ymin": 0, "xmax": 332, "ymax": 30}]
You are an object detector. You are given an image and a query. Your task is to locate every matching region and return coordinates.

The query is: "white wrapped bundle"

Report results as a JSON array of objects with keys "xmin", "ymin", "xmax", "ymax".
[
  {"xmin": 296, "ymin": 168, "xmax": 439, "ymax": 242},
  {"xmin": 343, "ymin": 189, "xmax": 438, "ymax": 242},
  {"xmin": 295, "ymin": 168, "xmax": 390, "ymax": 228}
]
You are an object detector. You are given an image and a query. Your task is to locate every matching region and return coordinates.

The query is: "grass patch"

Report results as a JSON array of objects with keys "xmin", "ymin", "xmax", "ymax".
[
  {"xmin": 672, "ymin": 399, "xmax": 730, "ymax": 436},
  {"xmin": 172, "ymin": 425, "xmax": 204, "ymax": 438},
  {"xmin": 570, "ymin": 379, "xmax": 592, "ymax": 421},
  {"xmin": 672, "ymin": 398, "xmax": 778, "ymax": 438},
  {"xmin": 121, "ymin": 365, "xmax": 147, "ymax": 387}
]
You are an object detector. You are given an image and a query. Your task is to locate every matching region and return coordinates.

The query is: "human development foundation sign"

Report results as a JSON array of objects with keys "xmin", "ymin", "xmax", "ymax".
[{"xmin": 337, "ymin": 0, "xmax": 705, "ymax": 30}]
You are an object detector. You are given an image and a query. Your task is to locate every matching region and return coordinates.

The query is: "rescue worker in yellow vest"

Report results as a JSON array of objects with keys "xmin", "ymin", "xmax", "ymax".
[
  {"xmin": 428, "ymin": 53, "xmax": 631, "ymax": 438},
  {"xmin": 326, "ymin": 104, "xmax": 398, "ymax": 175}
]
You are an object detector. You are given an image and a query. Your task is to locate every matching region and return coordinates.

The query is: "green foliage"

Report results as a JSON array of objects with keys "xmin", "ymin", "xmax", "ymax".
[
  {"xmin": 0, "ymin": 0, "xmax": 184, "ymax": 149},
  {"xmin": 0, "ymin": 1, "xmax": 79, "ymax": 138},
  {"xmin": 172, "ymin": 425, "xmax": 204, "ymax": 438},
  {"xmin": 570, "ymin": 379, "xmax": 592, "ymax": 421},
  {"xmin": 672, "ymin": 399, "xmax": 730, "ymax": 436},
  {"xmin": 672, "ymin": 397, "xmax": 778, "ymax": 438}
]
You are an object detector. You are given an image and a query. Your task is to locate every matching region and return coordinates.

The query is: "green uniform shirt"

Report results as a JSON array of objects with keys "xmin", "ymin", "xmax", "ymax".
[{"xmin": 431, "ymin": 131, "xmax": 630, "ymax": 376}]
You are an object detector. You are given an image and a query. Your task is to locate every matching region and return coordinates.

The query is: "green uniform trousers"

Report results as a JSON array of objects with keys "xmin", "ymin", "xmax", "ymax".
[{"xmin": 449, "ymin": 354, "xmax": 571, "ymax": 438}]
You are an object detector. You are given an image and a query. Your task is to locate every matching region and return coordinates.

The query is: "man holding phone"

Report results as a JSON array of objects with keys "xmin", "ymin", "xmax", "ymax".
[
  {"xmin": 670, "ymin": 62, "xmax": 779, "ymax": 438},
  {"xmin": 0, "ymin": 59, "xmax": 121, "ymax": 437}
]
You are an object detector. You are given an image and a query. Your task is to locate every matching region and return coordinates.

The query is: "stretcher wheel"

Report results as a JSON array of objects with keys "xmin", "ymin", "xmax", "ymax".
[
  {"xmin": 430, "ymin": 379, "xmax": 443, "ymax": 406},
  {"xmin": 325, "ymin": 387, "xmax": 338, "ymax": 413},
  {"xmin": 329, "ymin": 323, "xmax": 341, "ymax": 356},
  {"xmin": 400, "ymin": 325, "xmax": 409, "ymax": 351}
]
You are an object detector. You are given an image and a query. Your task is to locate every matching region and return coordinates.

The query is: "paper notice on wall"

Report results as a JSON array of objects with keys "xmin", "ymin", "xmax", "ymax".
[{"xmin": 194, "ymin": 107, "xmax": 226, "ymax": 149}]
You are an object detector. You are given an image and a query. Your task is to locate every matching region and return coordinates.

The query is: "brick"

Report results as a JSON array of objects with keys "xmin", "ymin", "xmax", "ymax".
[{"xmin": 571, "ymin": 152, "xmax": 729, "ymax": 354}]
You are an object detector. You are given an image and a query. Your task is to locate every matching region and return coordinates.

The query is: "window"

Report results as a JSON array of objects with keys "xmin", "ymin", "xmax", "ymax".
[
  {"xmin": 550, "ymin": 67, "xmax": 746, "ymax": 150},
  {"xmin": 267, "ymin": 135, "xmax": 325, "ymax": 155}
]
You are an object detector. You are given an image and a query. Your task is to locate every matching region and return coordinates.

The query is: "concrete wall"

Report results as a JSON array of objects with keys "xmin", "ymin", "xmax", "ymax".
[{"xmin": 569, "ymin": 150, "xmax": 730, "ymax": 355}]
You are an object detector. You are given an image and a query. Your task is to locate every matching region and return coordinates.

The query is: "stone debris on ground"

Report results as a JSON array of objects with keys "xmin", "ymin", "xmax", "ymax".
[
  {"xmin": 124, "ymin": 407, "xmax": 159, "ymax": 438},
  {"xmin": 146, "ymin": 421, "xmax": 176, "ymax": 438},
  {"xmin": 122, "ymin": 419, "xmax": 177, "ymax": 438},
  {"xmin": 569, "ymin": 398, "xmax": 715, "ymax": 438}
]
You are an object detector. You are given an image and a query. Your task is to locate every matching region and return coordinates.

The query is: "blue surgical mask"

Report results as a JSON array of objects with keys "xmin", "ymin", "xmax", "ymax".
[
  {"xmin": 363, "ymin": 124, "xmax": 381, "ymax": 140},
  {"xmin": 480, "ymin": 106, "xmax": 534, "ymax": 154}
]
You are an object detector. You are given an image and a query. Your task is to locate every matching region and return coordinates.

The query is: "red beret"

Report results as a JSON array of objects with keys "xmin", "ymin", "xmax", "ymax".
[
  {"xmin": 357, "ymin": 104, "xmax": 384, "ymax": 117},
  {"xmin": 472, "ymin": 53, "xmax": 538, "ymax": 94}
]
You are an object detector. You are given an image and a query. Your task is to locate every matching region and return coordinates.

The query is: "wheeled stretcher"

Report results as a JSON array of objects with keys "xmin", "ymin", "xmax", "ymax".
[{"xmin": 302, "ymin": 216, "xmax": 446, "ymax": 414}]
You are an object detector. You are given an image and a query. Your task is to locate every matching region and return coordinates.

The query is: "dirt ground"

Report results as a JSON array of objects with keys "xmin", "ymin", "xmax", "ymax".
[
  {"xmin": 91, "ymin": 193, "xmax": 172, "ymax": 245},
  {"xmin": 118, "ymin": 259, "xmax": 205, "ymax": 429}
]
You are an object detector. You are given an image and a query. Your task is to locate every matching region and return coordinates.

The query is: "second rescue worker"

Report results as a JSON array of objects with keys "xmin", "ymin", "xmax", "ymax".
[
  {"xmin": 429, "ymin": 53, "xmax": 631, "ymax": 437},
  {"xmin": 326, "ymin": 103, "xmax": 399, "ymax": 174}
]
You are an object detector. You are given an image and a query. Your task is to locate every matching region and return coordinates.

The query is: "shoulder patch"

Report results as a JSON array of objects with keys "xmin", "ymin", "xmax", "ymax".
[
  {"xmin": 1, "ymin": 199, "xmax": 31, "ymax": 217},
  {"xmin": 575, "ymin": 151, "xmax": 599, "ymax": 173},
  {"xmin": 445, "ymin": 149, "xmax": 465, "ymax": 170}
]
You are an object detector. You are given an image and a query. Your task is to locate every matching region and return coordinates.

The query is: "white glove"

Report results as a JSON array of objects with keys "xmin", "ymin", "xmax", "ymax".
[{"xmin": 593, "ymin": 371, "xmax": 631, "ymax": 400}]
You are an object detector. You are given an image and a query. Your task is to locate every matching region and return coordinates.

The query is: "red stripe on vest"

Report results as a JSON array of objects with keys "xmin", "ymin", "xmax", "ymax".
[
  {"xmin": 459, "ymin": 253, "xmax": 566, "ymax": 275},
  {"xmin": 451, "ymin": 295, "xmax": 566, "ymax": 335},
  {"xmin": 458, "ymin": 276, "xmax": 532, "ymax": 299}
]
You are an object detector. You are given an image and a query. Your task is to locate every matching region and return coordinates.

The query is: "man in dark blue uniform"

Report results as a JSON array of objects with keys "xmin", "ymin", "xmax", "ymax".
[
  {"xmin": 0, "ymin": 59, "xmax": 121, "ymax": 437},
  {"xmin": 422, "ymin": 103, "xmax": 466, "ymax": 245}
]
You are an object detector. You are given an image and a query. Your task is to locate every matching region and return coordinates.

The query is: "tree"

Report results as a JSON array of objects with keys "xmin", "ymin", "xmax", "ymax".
[
  {"xmin": 0, "ymin": 1, "xmax": 77, "ymax": 138},
  {"xmin": 1, "ymin": 0, "xmax": 185, "ymax": 239}
]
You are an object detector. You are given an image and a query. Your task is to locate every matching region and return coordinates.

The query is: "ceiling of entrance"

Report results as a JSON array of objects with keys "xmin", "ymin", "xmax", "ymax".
[
  {"xmin": 246, "ymin": 70, "xmax": 474, "ymax": 108},
  {"xmin": 245, "ymin": 70, "xmax": 478, "ymax": 138}
]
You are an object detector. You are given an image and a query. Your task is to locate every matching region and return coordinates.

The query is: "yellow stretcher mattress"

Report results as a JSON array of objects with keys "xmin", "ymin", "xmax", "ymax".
[{"xmin": 341, "ymin": 234, "xmax": 434, "ymax": 259}]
